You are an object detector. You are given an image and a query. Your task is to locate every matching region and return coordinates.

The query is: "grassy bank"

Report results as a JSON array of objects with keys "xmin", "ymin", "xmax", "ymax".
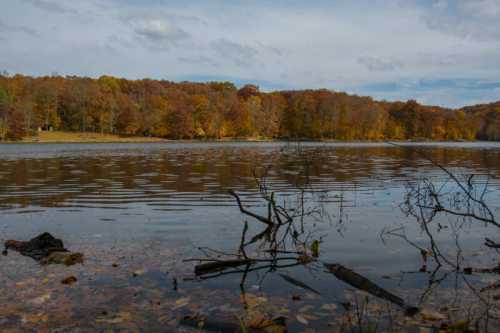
[
  {"xmin": 14, "ymin": 131, "xmax": 277, "ymax": 143},
  {"xmin": 2, "ymin": 131, "xmax": 481, "ymax": 144},
  {"xmin": 21, "ymin": 131, "xmax": 168, "ymax": 143}
]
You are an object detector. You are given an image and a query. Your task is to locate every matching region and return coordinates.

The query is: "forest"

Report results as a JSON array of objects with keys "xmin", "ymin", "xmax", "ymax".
[{"xmin": 0, "ymin": 73, "xmax": 499, "ymax": 141}]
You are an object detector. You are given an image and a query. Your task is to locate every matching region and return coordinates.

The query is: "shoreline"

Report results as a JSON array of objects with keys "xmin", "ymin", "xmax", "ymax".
[{"xmin": 0, "ymin": 131, "xmax": 493, "ymax": 144}]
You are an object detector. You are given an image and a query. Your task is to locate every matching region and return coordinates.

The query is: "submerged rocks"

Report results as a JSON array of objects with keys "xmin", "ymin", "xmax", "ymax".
[{"xmin": 3, "ymin": 232, "xmax": 84, "ymax": 266}]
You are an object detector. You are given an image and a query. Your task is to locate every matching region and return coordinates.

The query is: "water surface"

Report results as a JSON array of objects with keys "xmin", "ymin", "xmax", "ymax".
[{"xmin": 1, "ymin": 142, "xmax": 499, "ymax": 331}]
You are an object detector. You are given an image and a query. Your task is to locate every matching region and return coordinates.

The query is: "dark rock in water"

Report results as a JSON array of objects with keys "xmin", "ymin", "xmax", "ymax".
[{"xmin": 3, "ymin": 232, "xmax": 83, "ymax": 265}]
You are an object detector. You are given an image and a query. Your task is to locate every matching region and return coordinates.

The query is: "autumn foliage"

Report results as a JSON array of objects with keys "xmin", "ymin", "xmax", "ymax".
[{"xmin": 0, "ymin": 73, "xmax": 498, "ymax": 141}]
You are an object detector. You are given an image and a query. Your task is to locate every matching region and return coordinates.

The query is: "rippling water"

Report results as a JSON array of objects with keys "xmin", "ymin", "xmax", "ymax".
[{"xmin": 1, "ymin": 142, "xmax": 499, "ymax": 331}]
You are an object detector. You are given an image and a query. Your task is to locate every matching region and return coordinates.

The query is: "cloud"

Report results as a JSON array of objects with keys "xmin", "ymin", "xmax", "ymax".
[
  {"xmin": 21, "ymin": 0, "xmax": 77, "ymax": 14},
  {"xmin": 357, "ymin": 56, "xmax": 403, "ymax": 72},
  {"xmin": 211, "ymin": 39, "xmax": 258, "ymax": 67},
  {"xmin": 423, "ymin": 0, "xmax": 500, "ymax": 40},
  {"xmin": 130, "ymin": 18, "xmax": 190, "ymax": 51},
  {"xmin": 432, "ymin": 0, "xmax": 448, "ymax": 10},
  {"xmin": 2, "ymin": 0, "xmax": 500, "ymax": 107},
  {"xmin": 106, "ymin": 34, "xmax": 135, "ymax": 49},
  {"xmin": 256, "ymin": 41, "xmax": 284, "ymax": 57},
  {"xmin": 0, "ymin": 20, "xmax": 38, "ymax": 37},
  {"xmin": 178, "ymin": 56, "xmax": 219, "ymax": 68},
  {"xmin": 459, "ymin": 0, "xmax": 500, "ymax": 18}
]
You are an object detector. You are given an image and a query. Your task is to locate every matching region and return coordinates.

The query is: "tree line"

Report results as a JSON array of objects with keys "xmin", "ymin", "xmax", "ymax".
[{"xmin": 0, "ymin": 74, "xmax": 498, "ymax": 141}]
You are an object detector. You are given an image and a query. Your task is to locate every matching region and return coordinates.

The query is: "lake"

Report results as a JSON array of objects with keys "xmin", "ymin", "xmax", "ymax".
[{"xmin": 1, "ymin": 142, "xmax": 499, "ymax": 332}]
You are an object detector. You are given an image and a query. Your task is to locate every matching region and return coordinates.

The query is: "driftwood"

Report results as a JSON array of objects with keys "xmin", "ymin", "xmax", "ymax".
[
  {"xmin": 3, "ymin": 232, "xmax": 83, "ymax": 266},
  {"xmin": 324, "ymin": 263, "xmax": 419, "ymax": 316}
]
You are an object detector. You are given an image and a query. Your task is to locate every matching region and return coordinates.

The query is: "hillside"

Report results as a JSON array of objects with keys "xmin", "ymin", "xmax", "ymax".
[{"xmin": 0, "ymin": 74, "xmax": 499, "ymax": 141}]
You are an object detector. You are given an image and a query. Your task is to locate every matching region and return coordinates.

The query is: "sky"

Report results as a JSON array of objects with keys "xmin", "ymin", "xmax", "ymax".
[{"xmin": 1, "ymin": 0, "xmax": 499, "ymax": 108}]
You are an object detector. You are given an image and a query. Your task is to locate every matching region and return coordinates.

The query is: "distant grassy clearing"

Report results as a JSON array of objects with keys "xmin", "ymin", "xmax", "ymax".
[{"xmin": 23, "ymin": 131, "xmax": 167, "ymax": 143}]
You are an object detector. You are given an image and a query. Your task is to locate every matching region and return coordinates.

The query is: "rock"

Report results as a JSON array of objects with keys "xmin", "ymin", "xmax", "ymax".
[
  {"xmin": 4, "ymin": 233, "xmax": 66, "ymax": 260},
  {"xmin": 4, "ymin": 233, "xmax": 83, "ymax": 265}
]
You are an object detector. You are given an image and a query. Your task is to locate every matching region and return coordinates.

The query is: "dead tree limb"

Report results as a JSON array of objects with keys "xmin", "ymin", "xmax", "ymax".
[{"xmin": 228, "ymin": 190, "xmax": 274, "ymax": 225}]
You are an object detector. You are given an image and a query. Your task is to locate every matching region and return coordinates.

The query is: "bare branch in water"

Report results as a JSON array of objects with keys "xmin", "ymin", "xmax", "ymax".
[{"xmin": 228, "ymin": 189, "xmax": 274, "ymax": 225}]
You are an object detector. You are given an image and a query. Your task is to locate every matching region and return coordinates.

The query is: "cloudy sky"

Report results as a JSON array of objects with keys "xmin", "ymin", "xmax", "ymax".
[{"xmin": 1, "ymin": 0, "xmax": 499, "ymax": 107}]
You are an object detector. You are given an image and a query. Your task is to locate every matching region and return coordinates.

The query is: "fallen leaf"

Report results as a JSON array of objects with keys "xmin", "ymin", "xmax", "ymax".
[
  {"xmin": 320, "ymin": 303, "xmax": 337, "ymax": 312},
  {"xmin": 296, "ymin": 314, "xmax": 309, "ymax": 325},
  {"xmin": 301, "ymin": 314, "xmax": 320, "ymax": 321},
  {"xmin": 172, "ymin": 297, "xmax": 190, "ymax": 310},
  {"xmin": 247, "ymin": 313, "xmax": 286, "ymax": 333},
  {"xmin": 22, "ymin": 313, "xmax": 49, "ymax": 324},
  {"xmin": 133, "ymin": 269, "xmax": 146, "ymax": 277},
  {"xmin": 30, "ymin": 293, "xmax": 51, "ymax": 305},
  {"xmin": 61, "ymin": 276, "xmax": 78, "ymax": 285},
  {"xmin": 420, "ymin": 309, "xmax": 446, "ymax": 321},
  {"xmin": 298, "ymin": 305, "xmax": 314, "ymax": 313}
]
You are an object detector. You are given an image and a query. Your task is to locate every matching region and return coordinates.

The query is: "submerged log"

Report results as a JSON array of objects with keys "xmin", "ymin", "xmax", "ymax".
[
  {"xmin": 195, "ymin": 259, "xmax": 255, "ymax": 276},
  {"xmin": 3, "ymin": 232, "xmax": 83, "ymax": 265},
  {"xmin": 324, "ymin": 263, "xmax": 419, "ymax": 316}
]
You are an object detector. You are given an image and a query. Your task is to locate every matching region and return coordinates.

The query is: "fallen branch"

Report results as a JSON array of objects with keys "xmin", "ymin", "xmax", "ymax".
[
  {"xmin": 228, "ymin": 190, "xmax": 274, "ymax": 225},
  {"xmin": 485, "ymin": 238, "xmax": 500, "ymax": 249}
]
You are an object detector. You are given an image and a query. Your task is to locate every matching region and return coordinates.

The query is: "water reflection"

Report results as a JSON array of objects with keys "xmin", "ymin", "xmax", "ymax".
[{"xmin": 1, "ymin": 143, "xmax": 499, "ymax": 213}]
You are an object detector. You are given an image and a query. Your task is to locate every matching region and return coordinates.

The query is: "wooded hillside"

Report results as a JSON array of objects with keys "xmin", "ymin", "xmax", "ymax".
[{"xmin": 0, "ymin": 74, "xmax": 498, "ymax": 141}]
